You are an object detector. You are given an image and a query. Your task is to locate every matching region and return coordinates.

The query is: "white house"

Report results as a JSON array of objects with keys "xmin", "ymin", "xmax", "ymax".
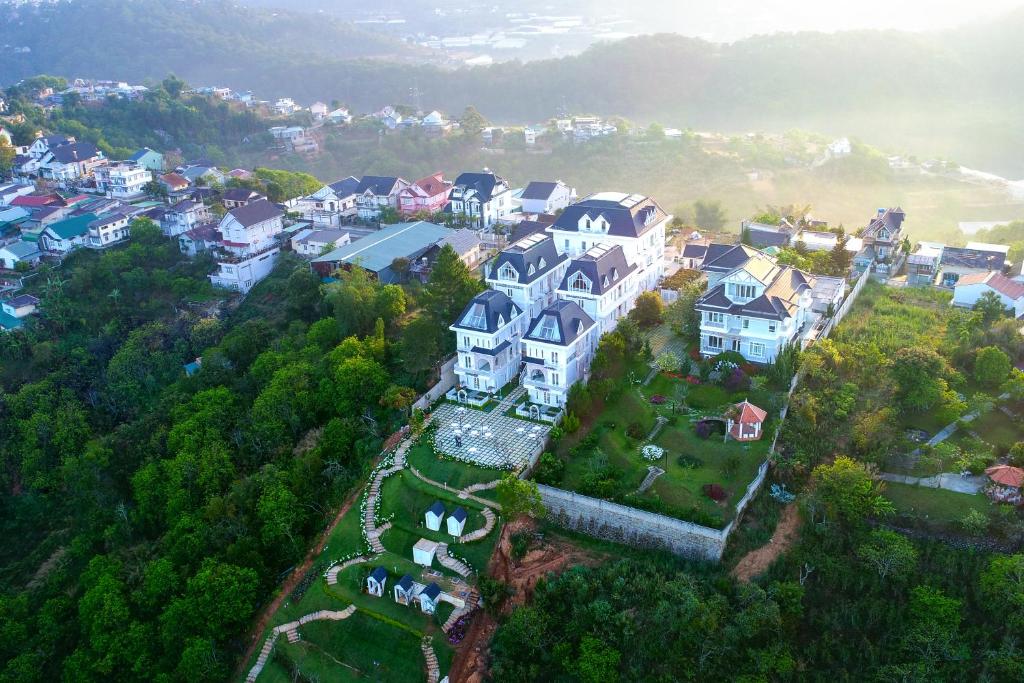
[
  {"xmin": 366, "ymin": 567, "xmax": 387, "ymax": 597},
  {"xmin": 425, "ymin": 501, "xmax": 445, "ymax": 531},
  {"xmin": 209, "ymin": 200, "xmax": 286, "ymax": 292},
  {"xmin": 327, "ymin": 108, "xmax": 352, "ymax": 125},
  {"xmin": 296, "ymin": 177, "xmax": 359, "ymax": 226},
  {"xmin": 447, "ymin": 507, "xmax": 467, "ymax": 537},
  {"xmin": 0, "ymin": 240, "xmax": 41, "ymax": 269},
  {"xmin": 309, "ymin": 102, "xmax": 328, "ymax": 119},
  {"xmin": 521, "ymin": 300, "xmax": 599, "ymax": 409},
  {"xmin": 546, "ymin": 192, "xmax": 670, "ymax": 292},
  {"xmin": 695, "ymin": 250, "xmax": 816, "ymax": 363},
  {"xmin": 555, "ymin": 243, "xmax": 641, "ymax": 335},
  {"xmin": 160, "ymin": 199, "xmax": 211, "ymax": 237},
  {"xmin": 412, "ymin": 538, "xmax": 439, "ymax": 567},
  {"xmin": 393, "ymin": 574, "xmax": 415, "ymax": 605},
  {"xmin": 38, "ymin": 141, "xmax": 105, "ymax": 183},
  {"xmin": 519, "ymin": 180, "xmax": 576, "ymax": 215},
  {"xmin": 450, "ymin": 289, "xmax": 528, "ymax": 394},
  {"xmin": 41, "ymin": 213, "xmax": 97, "ymax": 254},
  {"xmin": 448, "ymin": 171, "xmax": 513, "ymax": 230},
  {"xmin": 418, "ymin": 583, "xmax": 442, "ymax": 615},
  {"xmin": 93, "ymin": 162, "xmax": 152, "ymax": 199},
  {"xmin": 354, "ymin": 176, "xmax": 408, "ymax": 221},
  {"xmin": 291, "ymin": 228, "xmax": 350, "ymax": 257},
  {"xmin": 952, "ymin": 271, "xmax": 1024, "ymax": 318},
  {"xmin": 86, "ymin": 212, "xmax": 132, "ymax": 249},
  {"xmin": 485, "ymin": 233, "xmax": 569, "ymax": 319},
  {"xmin": 1, "ymin": 294, "xmax": 39, "ymax": 319}
]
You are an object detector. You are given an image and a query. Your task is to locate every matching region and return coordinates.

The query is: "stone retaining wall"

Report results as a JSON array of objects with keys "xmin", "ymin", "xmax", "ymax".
[{"xmin": 537, "ymin": 484, "xmax": 727, "ymax": 561}]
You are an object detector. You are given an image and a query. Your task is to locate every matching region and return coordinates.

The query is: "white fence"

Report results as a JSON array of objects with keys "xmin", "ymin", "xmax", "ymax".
[{"xmin": 817, "ymin": 267, "xmax": 871, "ymax": 341}]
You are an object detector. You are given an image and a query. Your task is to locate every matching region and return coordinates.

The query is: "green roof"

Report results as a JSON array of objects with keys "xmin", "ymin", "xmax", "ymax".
[
  {"xmin": 0, "ymin": 311, "xmax": 23, "ymax": 331},
  {"xmin": 47, "ymin": 213, "xmax": 98, "ymax": 240},
  {"xmin": 313, "ymin": 221, "xmax": 451, "ymax": 273}
]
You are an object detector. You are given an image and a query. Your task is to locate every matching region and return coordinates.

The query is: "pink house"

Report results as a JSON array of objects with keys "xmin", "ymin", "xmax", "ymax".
[{"xmin": 398, "ymin": 173, "xmax": 451, "ymax": 216}]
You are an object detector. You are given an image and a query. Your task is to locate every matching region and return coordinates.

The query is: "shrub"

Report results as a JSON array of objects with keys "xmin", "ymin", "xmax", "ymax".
[
  {"xmin": 626, "ymin": 422, "xmax": 645, "ymax": 440},
  {"xmin": 695, "ymin": 420, "xmax": 713, "ymax": 439},
  {"xmin": 676, "ymin": 454, "xmax": 704, "ymax": 469},
  {"xmin": 723, "ymin": 367, "xmax": 751, "ymax": 392},
  {"xmin": 954, "ymin": 449, "xmax": 994, "ymax": 475},
  {"xmin": 703, "ymin": 483, "xmax": 727, "ymax": 502},
  {"xmin": 534, "ymin": 452, "xmax": 564, "ymax": 485},
  {"xmin": 959, "ymin": 509, "xmax": 989, "ymax": 536},
  {"xmin": 975, "ymin": 346, "xmax": 1012, "ymax": 388},
  {"xmin": 1010, "ymin": 442, "xmax": 1024, "ymax": 468},
  {"xmin": 650, "ymin": 395, "xmax": 667, "ymax": 405},
  {"xmin": 562, "ymin": 411, "xmax": 581, "ymax": 434},
  {"xmin": 655, "ymin": 351, "xmax": 682, "ymax": 373},
  {"xmin": 510, "ymin": 531, "xmax": 531, "ymax": 560},
  {"xmin": 631, "ymin": 291, "xmax": 664, "ymax": 327}
]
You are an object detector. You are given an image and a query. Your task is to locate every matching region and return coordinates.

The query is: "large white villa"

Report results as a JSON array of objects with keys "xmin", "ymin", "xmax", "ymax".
[{"xmin": 450, "ymin": 191, "xmax": 671, "ymax": 414}]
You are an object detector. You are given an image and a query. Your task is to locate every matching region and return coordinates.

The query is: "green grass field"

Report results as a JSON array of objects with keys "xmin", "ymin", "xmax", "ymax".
[
  {"xmin": 884, "ymin": 482, "xmax": 992, "ymax": 524},
  {"xmin": 405, "ymin": 440, "xmax": 505, "ymax": 490}
]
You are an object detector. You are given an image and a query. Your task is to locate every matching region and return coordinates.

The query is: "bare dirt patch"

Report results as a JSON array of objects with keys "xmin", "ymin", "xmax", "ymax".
[
  {"xmin": 448, "ymin": 520, "xmax": 608, "ymax": 683},
  {"xmin": 731, "ymin": 504, "xmax": 800, "ymax": 583}
]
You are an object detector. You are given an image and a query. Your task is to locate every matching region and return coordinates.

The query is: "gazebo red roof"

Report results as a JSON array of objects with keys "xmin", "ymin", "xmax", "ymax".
[
  {"xmin": 986, "ymin": 465, "xmax": 1024, "ymax": 488},
  {"xmin": 731, "ymin": 399, "xmax": 767, "ymax": 424}
]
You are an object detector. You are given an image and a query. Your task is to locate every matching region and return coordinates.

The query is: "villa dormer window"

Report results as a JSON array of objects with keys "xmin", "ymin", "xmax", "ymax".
[
  {"xmin": 498, "ymin": 262, "xmax": 517, "ymax": 281},
  {"xmin": 538, "ymin": 257, "xmax": 546, "ymax": 269},
  {"xmin": 569, "ymin": 271, "xmax": 590, "ymax": 293},
  {"xmin": 534, "ymin": 316, "xmax": 561, "ymax": 342},
  {"xmin": 527, "ymin": 264, "xmax": 536, "ymax": 276}
]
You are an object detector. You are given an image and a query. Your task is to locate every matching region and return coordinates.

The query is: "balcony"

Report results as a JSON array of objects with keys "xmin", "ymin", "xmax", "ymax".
[{"xmin": 214, "ymin": 243, "xmax": 279, "ymax": 264}]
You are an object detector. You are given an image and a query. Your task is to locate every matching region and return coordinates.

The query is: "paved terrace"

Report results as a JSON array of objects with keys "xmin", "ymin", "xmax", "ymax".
[{"xmin": 431, "ymin": 401, "xmax": 549, "ymax": 470}]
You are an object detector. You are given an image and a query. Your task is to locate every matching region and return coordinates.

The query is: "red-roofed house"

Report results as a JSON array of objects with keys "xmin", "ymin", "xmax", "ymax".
[
  {"xmin": 398, "ymin": 173, "xmax": 451, "ymax": 216},
  {"xmin": 725, "ymin": 400, "xmax": 768, "ymax": 442},
  {"xmin": 11, "ymin": 194, "xmax": 62, "ymax": 208},
  {"xmin": 952, "ymin": 271, "xmax": 1024, "ymax": 318},
  {"xmin": 159, "ymin": 172, "xmax": 191, "ymax": 195}
]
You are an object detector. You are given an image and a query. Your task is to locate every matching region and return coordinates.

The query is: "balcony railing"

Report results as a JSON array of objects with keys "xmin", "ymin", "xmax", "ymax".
[{"xmin": 214, "ymin": 243, "xmax": 279, "ymax": 264}]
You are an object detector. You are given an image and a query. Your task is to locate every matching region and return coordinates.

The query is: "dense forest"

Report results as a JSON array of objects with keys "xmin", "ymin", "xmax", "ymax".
[
  {"xmin": 0, "ymin": 215, "xmax": 484, "ymax": 681},
  {"xmin": 3, "ymin": 1, "xmax": 1024, "ymax": 173}
]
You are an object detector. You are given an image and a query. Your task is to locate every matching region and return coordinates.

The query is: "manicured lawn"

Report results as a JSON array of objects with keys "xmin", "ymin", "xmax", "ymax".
[
  {"xmin": 326, "ymin": 561, "xmax": 436, "ymax": 634},
  {"xmin": 405, "ymin": 440, "xmax": 505, "ymax": 490},
  {"xmin": 275, "ymin": 611, "xmax": 427, "ymax": 682},
  {"xmin": 883, "ymin": 482, "xmax": 992, "ymax": 524},
  {"xmin": 550, "ymin": 370, "xmax": 780, "ymax": 528},
  {"xmin": 970, "ymin": 409, "xmax": 1024, "ymax": 451}
]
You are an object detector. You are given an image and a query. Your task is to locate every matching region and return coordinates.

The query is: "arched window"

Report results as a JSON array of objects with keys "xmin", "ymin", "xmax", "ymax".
[
  {"xmin": 499, "ymin": 263, "xmax": 517, "ymax": 281},
  {"xmin": 569, "ymin": 272, "xmax": 590, "ymax": 293}
]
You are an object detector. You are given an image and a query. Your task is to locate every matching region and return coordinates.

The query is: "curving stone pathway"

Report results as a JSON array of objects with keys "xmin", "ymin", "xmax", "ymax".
[
  {"xmin": 326, "ymin": 555, "xmax": 371, "ymax": 586},
  {"xmin": 408, "ymin": 465, "xmax": 503, "ymax": 510},
  {"xmin": 436, "ymin": 542, "xmax": 473, "ymax": 577},
  {"xmin": 421, "ymin": 637, "xmax": 441, "ymax": 683},
  {"xmin": 245, "ymin": 606, "xmax": 357, "ymax": 682},
  {"xmin": 636, "ymin": 466, "xmax": 665, "ymax": 494},
  {"xmin": 458, "ymin": 508, "xmax": 497, "ymax": 543},
  {"xmin": 442, "ymin": 589, "xmax": 480, "ymax": 633}
]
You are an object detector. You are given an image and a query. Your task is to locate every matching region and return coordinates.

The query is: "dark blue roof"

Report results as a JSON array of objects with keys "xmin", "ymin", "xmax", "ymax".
[
  {"xmin": 525, "ymin": 300, "xmax": 596, "ymax": 347},
  {"xmin": 452, "ymin": 290, "xmax": 522, "ymax": 333},
  {"xmin": 551, "ymin": 192, "xmax": 667, "ymax": 238},
  {"xmin": 450, "ymin": 506, "xmax": 467, "ymax": 522},
  {"xmin": 747, "ymin": 228, "xmax": 792, "ymax": 249},
  {"xmin": 453, "ymin": 172, "xmax": 505, "ymax": 203},
  {"xmin": 356, "ymin": 175, "xmax": 400, "ymax": 196},
  {"xmin": 427, "ymin": 501, "xmax": 445, "ymax": 517},
  {"xmin": 330, "ymin": 176, "xmax": 361, "ymax": 196},
  {"xmin": 558, "ymin": 244, "xmax": 635, "ymax": 296},
  {"xmin": 397, "ymin": 574, "xmax": 414, "ymax": 591},
  {"xmin": 489, "ymin": 233, "xmax": 566, "ymax": 286},
  {"xmin": 521, "ymin": 181, "xmax": 559, "ymax": 201},
  {"xmin": 369, "ymin": 566, "xmax": 387, "ymax": 583},
  {"xmin": 422, "ymin": 582, "xmax": 442, "ymax": 600}
]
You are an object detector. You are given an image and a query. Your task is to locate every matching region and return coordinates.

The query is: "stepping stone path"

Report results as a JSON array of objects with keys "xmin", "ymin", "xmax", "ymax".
[
  {"xmin": 435, "ymin": 542, "xmax": 472, "ymax": 577},
  {"xmin": 458, "ymin": 508, "xmax": 496, "ymax": 543},
  {"xmin": 362, "ymin": 445, "xmax": 409, "ymax": 553},
  {"xmin": 245, "ymin": 606, "xmax": 357, "ymax": 682},
  {"xmin": 644, "ymin": 416, "xmax": 668, "ymax": 442},
  {"xmin": 636, "ymin": 466, "xmax": 666, "ymax": 494},
  {"xmin": 421, "ymin": 637, "xmax": 441, "ymax": 683},
  {"xmin": 442, "ymin": 589, "xmax": 480, "ymax": 633},
  {"xmin": 326, "ymin": 555, "xmax": 371, "ymax": 586}
]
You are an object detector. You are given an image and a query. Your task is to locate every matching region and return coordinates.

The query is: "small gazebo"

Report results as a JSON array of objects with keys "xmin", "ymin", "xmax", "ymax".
[
  {"xmin": 985, "ymin": 465, "xmax": 1024, "ymax": 505},
  {"xmin": 725, "ymin": 400, "xmax": 768, "ymax": 442}
]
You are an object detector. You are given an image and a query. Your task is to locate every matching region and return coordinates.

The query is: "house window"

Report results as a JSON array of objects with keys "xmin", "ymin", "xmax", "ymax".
[
  {"xmin": 463, "ymin": 335, "xmax": 470, "ymax": 348},
  {"xmin": 707, "ymin": 311, "xmax": 725, "ymax": 325},
  {"xmin": 499, "ymin": 263, "xmax": 518, "ymax": 281},
  {"xmin": 750, "ymin": 342, "xmax": 765, "ymax": 358},
  {"xmin": 707, "ymin": 335, "xmax": 723, "ymax": 350},
  {"xmin": 742, "ymin": 318, "xmax": 749, "ymax": 329},
  {"xmin": 551, "ymin": 352, "xmax": 559, "ymax": 363},
  {"xmin": 731, "ymin": 339, "xmax": 741, "ymax": 352},
  {"xmin": 569, "ymin": 272, "xmax": 589, "ymax": 293},
  {"xmin": 768, "ymin": 322, "xmax": 777, "ymax": 333},
  {"xmin": 551, "ymin": 373, "xmax": 559, "ymax": 386},
  {"xmin": 730, "ymin": 284, "xmax": 756, "ymax": 299}
]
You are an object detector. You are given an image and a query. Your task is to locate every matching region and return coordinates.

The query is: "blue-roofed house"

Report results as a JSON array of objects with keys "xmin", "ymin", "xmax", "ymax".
[
  {"xmin": 0, "ymin": 239, "xmax": 41, "ymax": 270},
  {"xmin": 425, "ymin": 501, "xmax": 445, "ymax": 531},
  {"xmin": 448, "ymin": 171, "xmax": 513, "ymax": 230},
  {"xmin": 447, "ymin": 506, "xmax": 468, "ymax": 537},
  {"xmin": 521, "ymin": 299, "xmax": 598, "ymax": 409},
  {"xmin": 366, "ymin": 566, "xmax": 388, "ymax": 597},
  {"xmin": 418, "ymin": 582, "xmax": 442, "ymax": 614},
  {"xmin": 393, "ymin": 574, "xmax": 415, "ymax": 605},
  {"xmin": 183, "ymin": 358, "xmax": 202, "ymax": 377},
  {"xmin": 450, "ymin": 289, "xmax": 527, "ymax": 395},
  {"xmin": 485, "ymin": 233, "xmax": 569, "ymax": 319},
  {"xmin": 128, "ymin": 147, "xmax": 165, "ymax": 172},
  {"xmin": 548, "ymin": 191, "xmax": 670, "ymax": 291},
  {"xmin": 557, "ymin": 243, "xmax": 640, "ymax": 334}
]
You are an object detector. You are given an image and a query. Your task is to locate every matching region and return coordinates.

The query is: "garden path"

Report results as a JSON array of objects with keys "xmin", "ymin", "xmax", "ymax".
[
  {"xmin": 245, "ymin": 606, "xmax": 357, "ymax": 682},
  {"xmin": 731, "ymin": 504, "xmax": 800, "ymax": 583}
]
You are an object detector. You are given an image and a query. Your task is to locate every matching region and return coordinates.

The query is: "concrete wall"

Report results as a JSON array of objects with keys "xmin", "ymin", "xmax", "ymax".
[
  {"xmin": 412, "ymin": 356, "xmax": 457, "ymax": 412},
  {"xmin": 537, "ymin": 484, "xmax": 727, "ymax": 561}
]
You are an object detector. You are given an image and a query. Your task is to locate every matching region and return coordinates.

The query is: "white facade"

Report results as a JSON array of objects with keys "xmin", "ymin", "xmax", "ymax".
[
  {"xmin": 521, "ymin": 327, "xmax": 598, "ymax": 408},
  {"xmin": 556, "ymin": 245, "xmax": 642, "ymax": 335},
  {"xmin": 209, "ymin": 202, "xmax": 285, "ymax": 292},
  {"xmin": 449, "ymin": 175, "xmax": 513, "ymax": 229},
  {"xmin": 160, "ymin": 202, "xmax": 211, "ymax": 237},
  {"xmin": 86, "ymin": 214, "xmax": 131, "ymax": 249},
  {"xmin": 209, "ymin": 248, "xmax": 280, "ymax": 292},
  {"xmin": 520, "ymin": 181, "xmax": 576, "ymax": 215},
  {"xmin": 94, "ymin": 163, "xmax": 152, "ymax": 199},
  {"xmin": 296, "ymin": 185, "xmax": 357, "ymax": 226},
  {"xmin": 451, "ymin": 293, "xmax": 528, "ymax": 394},
  {"xmin": 952, "ymin": 273, "xmax": 1024, "ymax": 318},
  {"xmin": 412, "ymin": 539, "xmax": 438, "ymax": 567},
  {"xmin": 447, "ymin": 511, "xmax": 466, "ymax": 537}
]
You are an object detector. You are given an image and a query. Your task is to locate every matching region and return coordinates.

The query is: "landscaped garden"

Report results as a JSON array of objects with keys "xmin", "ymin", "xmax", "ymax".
[{"xmin": 535, "ymin": 319, "xmax": 788, "ymax": 528}]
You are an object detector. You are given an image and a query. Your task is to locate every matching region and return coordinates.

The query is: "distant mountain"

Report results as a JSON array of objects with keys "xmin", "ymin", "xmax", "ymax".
[
  {"xmin": 3, "ymin": 1, "xmax": 1023, "ymax": 174},
  {"xmin": 0, "ymin": 0, "xmax": 426, "ymax": 86}
]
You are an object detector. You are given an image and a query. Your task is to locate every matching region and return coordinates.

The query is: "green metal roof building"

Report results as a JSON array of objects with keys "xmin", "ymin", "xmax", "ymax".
[{"xmin": 312, "ymin": 221, "xmax": 453, "ymax": 283}]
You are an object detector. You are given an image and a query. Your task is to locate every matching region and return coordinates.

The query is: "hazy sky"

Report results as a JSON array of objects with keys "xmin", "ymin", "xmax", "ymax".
[{"xmin": 641, "ymin": 0, "xmax": 1024, "ymax": 40}]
